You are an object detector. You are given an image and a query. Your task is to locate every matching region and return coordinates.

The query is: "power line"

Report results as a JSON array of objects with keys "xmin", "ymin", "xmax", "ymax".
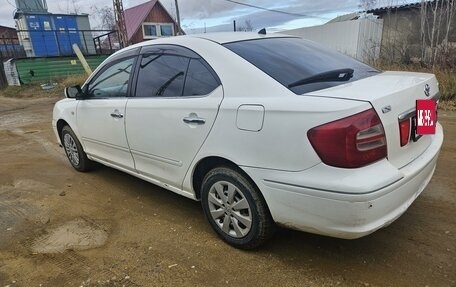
[
  {"xmin": 221, "ymin": 0, "xmax": 329, "ymax": 19},
  {"xmin": 6, "ymin": 0, "xmax": 16, "ymax": 8}
]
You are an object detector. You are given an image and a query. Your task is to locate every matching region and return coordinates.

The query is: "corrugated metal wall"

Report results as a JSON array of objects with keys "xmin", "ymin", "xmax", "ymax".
[
  {"xmin": 15, "ymin": 55, "xmax": 107, "ymax": 83},
  {"xmin": 282, "ymin": 19, "xmax": 383, "ymax": 63}
]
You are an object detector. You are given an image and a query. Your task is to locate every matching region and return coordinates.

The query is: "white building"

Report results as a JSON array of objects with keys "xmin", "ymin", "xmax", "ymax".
[{"xmin": 282, "ymin": 14, "xmax": 383, "ymax": 63}]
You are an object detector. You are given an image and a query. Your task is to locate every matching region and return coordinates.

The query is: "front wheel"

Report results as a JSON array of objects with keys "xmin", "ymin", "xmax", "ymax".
[
  {"xmin": 201, "ymin": 167, "xmax": 274, "ymax": 249},
  {"xmin": 61, "ymin": 125, "xmax": 94, "ymax": 172}
]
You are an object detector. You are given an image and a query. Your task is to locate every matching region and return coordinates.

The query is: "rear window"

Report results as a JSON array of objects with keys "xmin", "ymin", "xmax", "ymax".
[{"xmin": 223, "ymin": 37, "xmax": 379, "ymax": 95}]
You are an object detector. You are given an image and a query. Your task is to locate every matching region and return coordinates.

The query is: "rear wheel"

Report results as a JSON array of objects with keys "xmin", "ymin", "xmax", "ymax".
[
  {"xmin": 201, "ymin": 167, "xmax": 274, "ymax": 249},
  {"xmin": 61, "ymin": 125, "xmax": 94, "ymax": 172}
]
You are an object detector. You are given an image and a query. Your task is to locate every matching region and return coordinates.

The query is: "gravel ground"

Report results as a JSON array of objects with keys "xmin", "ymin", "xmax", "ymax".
[{"xmin": 0, "ymin": 96, "xmax": 454, "ymax": 287}]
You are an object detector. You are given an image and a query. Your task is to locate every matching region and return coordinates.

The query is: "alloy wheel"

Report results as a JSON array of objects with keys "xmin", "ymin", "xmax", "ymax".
[
  {"xmin": 63, "ymin": 133, "xmax": 80, "ymax": 166},
  {"xmin": 207, "ymin": 181, "xmax": 252, "ymax": 238}
]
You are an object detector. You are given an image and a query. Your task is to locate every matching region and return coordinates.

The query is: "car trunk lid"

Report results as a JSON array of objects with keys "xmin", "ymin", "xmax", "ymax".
[{"xmin": 307, "ymin": 71, "xmax": 439, "ymax": 169}]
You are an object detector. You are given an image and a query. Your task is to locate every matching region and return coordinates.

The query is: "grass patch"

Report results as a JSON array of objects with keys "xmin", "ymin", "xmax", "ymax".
[
  {"xmin": 59, "ymin": 74, "xmax": 89, "ymax": 88},
  {"xmin": 0, "ymin": 74, "xmax": 88, "ymax": 99}
]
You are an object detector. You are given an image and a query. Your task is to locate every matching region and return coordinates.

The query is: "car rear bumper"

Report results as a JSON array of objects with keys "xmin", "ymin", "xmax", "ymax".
[{"xmin": 242, "ymin": 123, "xmax": 443, "ymax": 239}]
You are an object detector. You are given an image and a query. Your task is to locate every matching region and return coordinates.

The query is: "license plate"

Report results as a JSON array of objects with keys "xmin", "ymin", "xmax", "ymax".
[
  {"xmin": 416, "ymin": 99, "xmax": 437, "ymax": 135},
  {"xmin": 411, "ymin": 116, "xmax": 423, "ymax": 142}
]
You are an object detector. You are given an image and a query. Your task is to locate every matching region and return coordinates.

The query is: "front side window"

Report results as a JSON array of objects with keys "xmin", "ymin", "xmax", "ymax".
[
  {"xmin": 88, "ymin": 57, "xmax": 135, "ymax": 98},
  {"xmin": 136, "ymin": 54, "xmax": 189, "ymax": 97}
]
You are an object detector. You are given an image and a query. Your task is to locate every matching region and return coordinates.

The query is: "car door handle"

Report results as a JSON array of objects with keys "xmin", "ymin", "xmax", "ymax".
[
  {"xmin": 183, "ymin": 116, "xmax": 205, "ymax": 125},
  {"xmin": 110, "ymin": 110, "xmax": 124, "ymax": 119}
]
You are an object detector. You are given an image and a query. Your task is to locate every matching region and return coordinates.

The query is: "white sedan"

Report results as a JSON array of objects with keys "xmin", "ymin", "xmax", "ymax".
[{"xmin": 53, "ymin": 32, "xmax": 443, "ymax": 249}]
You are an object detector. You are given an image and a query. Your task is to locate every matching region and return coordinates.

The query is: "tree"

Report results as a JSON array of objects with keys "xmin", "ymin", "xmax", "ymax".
[
  {"xmin": 379, "ymin": 0, "xmax": 413, "ymax": 64},
  {"xmin": 91, "ymin": 5, "xmax": 116, "ymax": 30},
  {"xmin": 420, "ymin": 0, "xmax": 456, "ymax": 67},
  {"xmin": 358, "ymin": 0, "xmax": 377, "ymax": 11},
  {"xmin": 236, "ymin": 20, "xmax": 254, "ymax": 32},
  {"xmin": 90, "ymin": 5, "xmax": 119, "ymax": 51}
]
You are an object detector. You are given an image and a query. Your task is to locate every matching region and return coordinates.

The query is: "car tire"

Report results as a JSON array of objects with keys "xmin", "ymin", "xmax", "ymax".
[
  {"xmin": 61, "ymin": 125, "xmax": 94, "ymax": 172},
  {"xmin": 201, "ymin": 166, "xmax": 274, "ymax": 249}
]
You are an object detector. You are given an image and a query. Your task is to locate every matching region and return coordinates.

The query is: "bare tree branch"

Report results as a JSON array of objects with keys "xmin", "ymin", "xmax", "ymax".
[{"xmin": 236, "ymin": 19, "xmax": 254, "ymax": 32}]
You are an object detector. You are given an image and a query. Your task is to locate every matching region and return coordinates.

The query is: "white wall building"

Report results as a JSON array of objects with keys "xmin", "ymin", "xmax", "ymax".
[{"xmin": 282, "ymin": 16, "xmax": 383, "ymax": 63}]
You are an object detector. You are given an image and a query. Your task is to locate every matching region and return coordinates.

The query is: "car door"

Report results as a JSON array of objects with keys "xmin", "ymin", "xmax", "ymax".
[
  {"xmin": 125, "ymin": 45, "xmax": 223, "ymax": 188},
  {"xmin": 77, "ymin": 56, "xmax": 137, "ymax": 171}
]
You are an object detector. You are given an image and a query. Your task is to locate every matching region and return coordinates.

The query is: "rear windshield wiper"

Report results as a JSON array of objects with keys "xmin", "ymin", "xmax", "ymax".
[{"xmin": 288, "ymin": 68, "xmax": 354, "ymax": 88}]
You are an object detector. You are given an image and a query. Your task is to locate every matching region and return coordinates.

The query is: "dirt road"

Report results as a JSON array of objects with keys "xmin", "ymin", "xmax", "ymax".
[{"xmin": 0, "ymin": 95, "xmax": 454, "ymax": 287}]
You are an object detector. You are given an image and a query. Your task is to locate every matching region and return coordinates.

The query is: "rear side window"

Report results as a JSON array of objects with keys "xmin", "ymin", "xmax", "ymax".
[
  {"xmin": 135, "ymin": 45, "xmax": 220, "ymax": 98},
  {"xmin": 224, "ymin": 37, "xmax": 379, "ymax": 95},
  {"xmin": 183, "ymin": 59, "xmax": 219, "ymax": 97},
  {"xmin": 136, "ymin": 54, "xmax": 189, "ymax": 97}
]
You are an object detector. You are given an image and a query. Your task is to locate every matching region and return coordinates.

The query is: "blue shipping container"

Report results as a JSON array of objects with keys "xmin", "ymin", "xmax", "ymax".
[
  {"xmin": 53, "ymin": 15, "xmax": 81, "ymax": 56},
  {"xmin": 26, "ymin": 14, "xmax": 58, "ymax": 57}
]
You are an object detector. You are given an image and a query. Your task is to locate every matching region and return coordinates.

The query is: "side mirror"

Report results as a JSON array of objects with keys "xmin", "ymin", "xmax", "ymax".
[{"xmin": 64, "ymin": 85, "xmax": 84, "ymax": 99}]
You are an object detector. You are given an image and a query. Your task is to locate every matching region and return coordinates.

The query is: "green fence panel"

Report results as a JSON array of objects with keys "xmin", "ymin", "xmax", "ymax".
[{"xmin": 15, "ymin": 55, "xmax": 109, "ymax": 84}]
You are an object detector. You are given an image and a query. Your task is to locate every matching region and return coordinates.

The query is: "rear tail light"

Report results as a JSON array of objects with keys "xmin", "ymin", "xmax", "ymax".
[
  {"xmin": 399, "ymin": 118, "xmax": 411, "ymax": 147},
  {"xmin": 307, "ymin": 108, "xmax": 387, "ymax": 168}
]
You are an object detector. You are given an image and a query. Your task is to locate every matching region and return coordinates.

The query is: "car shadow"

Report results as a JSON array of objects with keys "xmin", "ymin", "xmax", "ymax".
[{"xmin": 90, "ymin": 164, "xmax": 416, "ymax": 265}]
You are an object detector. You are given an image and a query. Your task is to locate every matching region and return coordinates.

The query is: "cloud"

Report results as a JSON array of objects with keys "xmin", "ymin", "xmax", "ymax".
[
  {"xmin": 179, "ymin": 0, "xmax": 360, "ymax": 33},
  {"xmin": 179, "ymin": 0, "xmax": 359, "ymax": 20},
  {"xmin": 184, "ymin": 9, "xmax": 307, "ymax": 34},
  {"xmin": 0, "ymin": 0, "xmax": 360, "ymax": 33},
  {"xmin": 181, "ymin": 0, "xmax": 360, "ymax": 33}
]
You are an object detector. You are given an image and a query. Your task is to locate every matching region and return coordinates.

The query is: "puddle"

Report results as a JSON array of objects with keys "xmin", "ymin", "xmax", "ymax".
[{"xmin": 31, "ymin": 218, "xmax": 108, "ymax": 254}]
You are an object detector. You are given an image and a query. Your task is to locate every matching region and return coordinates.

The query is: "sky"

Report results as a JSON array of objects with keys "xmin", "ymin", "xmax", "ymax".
[{"xmin": 0, "ymin": 0, "xmax": 411, "ymax": 33}]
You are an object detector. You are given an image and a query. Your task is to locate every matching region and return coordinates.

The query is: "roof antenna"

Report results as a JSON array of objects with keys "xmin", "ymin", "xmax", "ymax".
[{"xmin": 258, "ymin": 28, "xmax": 266, "ymax": 35}]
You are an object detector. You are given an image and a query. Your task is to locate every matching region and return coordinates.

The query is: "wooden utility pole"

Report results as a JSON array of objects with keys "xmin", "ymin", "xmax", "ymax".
[
  {"xmin": 174, "ymin": 0, "xmax": 182, "ymax": 35},
  {"xmin": 113, "ymin": 0, "xmax": 128, "ymax": 48},
  {"xmin": 72, "ymin": 44, "xmax": 92, "ymax": 75}
]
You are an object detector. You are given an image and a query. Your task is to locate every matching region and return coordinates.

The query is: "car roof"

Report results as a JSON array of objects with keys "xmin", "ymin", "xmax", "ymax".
[
  {"xmin": 124, "ymin": 32, "xmax": 295, "ymax": 51},
  {"xmin": 114, "ymin": 32, "xmax": 299, "ymax": 61},
  {"xmin": 190, "ymin": 32, "xmax": 295, "ymax": 44}
]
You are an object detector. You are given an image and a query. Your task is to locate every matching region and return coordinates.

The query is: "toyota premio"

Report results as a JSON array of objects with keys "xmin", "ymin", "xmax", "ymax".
[{"xmin": 53, "ymin": 32, "xmax": 443, "ymax": 249}]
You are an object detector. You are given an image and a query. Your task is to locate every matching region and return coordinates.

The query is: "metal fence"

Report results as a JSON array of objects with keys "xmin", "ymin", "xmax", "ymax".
[
  {"xmin": 93, "ymin": 30, "xmax": 121, "ymax": 55},
  {"xmin": 0, "ymin": 36, "xmax": 26, "ymax": 59},
  {"xmin": 0, "ymin": 61, "xmax": 7, "ymax": 88},
  {"xmin": 1, "ymin": 29, "xmax": 119, "ymax": 59},
  {"xmin": 0, "ymin": 29, "xmax": 119, "ymax": 88}
]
